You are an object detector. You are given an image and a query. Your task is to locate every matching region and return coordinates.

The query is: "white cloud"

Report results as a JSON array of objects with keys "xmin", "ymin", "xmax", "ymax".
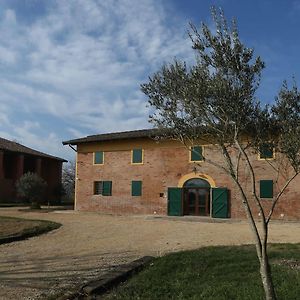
[
  {"xmin": 0, "ymin": 119, "xmax": 73, "ymax": 161},
  {"xmin": 0, "ymin": 45, "xmax": 17, "ymax": 64},
  {"xmin": 4, "ymin": 9, "xmax": 16, "ymax": 24},
  {"xmin": 0, "ymin": 0, "xmax": 193, "ymax": 158}
]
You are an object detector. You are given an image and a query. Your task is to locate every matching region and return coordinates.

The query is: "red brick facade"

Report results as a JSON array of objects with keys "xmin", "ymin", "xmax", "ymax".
[
  {"xmin": 0, "ymin": 150, "xmax": 64, "ymax": 203},
  {"xmin": 75, "ymin": 138, "xmax": 300, "ymax": 220}
]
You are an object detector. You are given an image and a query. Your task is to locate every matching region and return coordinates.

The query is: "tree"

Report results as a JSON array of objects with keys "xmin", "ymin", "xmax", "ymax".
[
  {"xmin": 141, "ymin": 7, "xmax": 300, "ymax": 300},
  {"xmin": 62, "ymin": 161, "xmax": 76, "ymax": 202},
  {"xmin": 16, "ymin": 172, "xmax": 47, "ymax": 209}
]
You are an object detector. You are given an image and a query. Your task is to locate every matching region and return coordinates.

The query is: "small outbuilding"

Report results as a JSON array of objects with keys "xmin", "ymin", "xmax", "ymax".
[{"xmin": 0, "ymin": 137, "xmax": 66, "ymax": 203}]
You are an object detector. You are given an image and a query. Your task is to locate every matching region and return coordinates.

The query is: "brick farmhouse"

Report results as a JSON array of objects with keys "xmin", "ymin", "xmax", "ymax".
[
  {"xmin": 0, "ymin": 137, "xmax": 66, "ymax": 203},
  {"xmin": 63, "ymin": 129, "xmax": 300, "ymax": 220}
]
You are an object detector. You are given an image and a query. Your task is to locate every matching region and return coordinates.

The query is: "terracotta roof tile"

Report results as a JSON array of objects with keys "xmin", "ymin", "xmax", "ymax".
[
  {"xmin": 0, "ymin": 137, "xmax": 67, "ymax": 162},
  {"xmin": 62, "ymin": 128, "xmax": 159, "ymax": 145}
]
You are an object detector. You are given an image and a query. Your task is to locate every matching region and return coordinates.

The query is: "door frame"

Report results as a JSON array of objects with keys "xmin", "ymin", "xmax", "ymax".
[{"xmin": 183, "ymin": 187, "xmax": 211, "ymax": 216}]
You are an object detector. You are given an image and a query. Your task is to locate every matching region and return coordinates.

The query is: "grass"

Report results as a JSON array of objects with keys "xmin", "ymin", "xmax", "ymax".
[
  {"xmin": 104, "ymin": 244, "xmax": 300, "ymax": 300},
  {"xmin": 0, "ymin": 215, "xmax": 61, "ymax": 244}
]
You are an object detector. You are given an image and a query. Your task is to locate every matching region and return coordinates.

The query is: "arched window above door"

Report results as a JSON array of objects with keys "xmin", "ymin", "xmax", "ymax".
[{"xmin": 183, "ymin": 178, "xmax": 210, "ymax": 188}]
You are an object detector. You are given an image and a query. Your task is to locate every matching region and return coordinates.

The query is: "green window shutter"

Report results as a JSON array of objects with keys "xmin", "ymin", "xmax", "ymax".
[
  {"xmin": 260, "ymin": 180, "xmax": 273, "ymax": 198},
  {"xmin": 94, "ymin": 151, "xmax": 104, "ymax": 164},
  {"xmin": 259, "ymin": 143, "xmax": 274, "ymax": 159},
  {"xmin": 102, "ymin": 181, "xmax": 112, "ymax": 196},
  {"xmin": 132, "ymin": 181, "xmax": 142, "ymax": 196},
  {"xmin": 132, "ymin": 149, "xmax": 143, "ymax": 163},
  {"xmin": 191, "ymin": 146, "xmax": 203, "ymax": 161},
  {"xmin": 168, "ymin": 187, "xmax": 183, "ymax": 216},
  {"xmin": 212, "ymin": 188, "xmax": 229, "ymax": 218}
]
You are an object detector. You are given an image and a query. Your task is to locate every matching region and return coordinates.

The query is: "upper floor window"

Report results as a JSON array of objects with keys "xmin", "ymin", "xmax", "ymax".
[
  {"xmin": 131, "ymin": 148, "xmax": 143, "ymax": 164},
  {"xmin": 258, "ymin": 143, "xmax": 275, "ymax": 160},
  {"xmin": 94, "ymin": 151, "xmax": 104, "ymax": 165},
  {"xmin": 190, "ymin": 146, "xmax": 203, "ymax": 162}
]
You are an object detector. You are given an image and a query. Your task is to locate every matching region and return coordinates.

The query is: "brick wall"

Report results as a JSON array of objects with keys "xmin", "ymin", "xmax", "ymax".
[
  {"xmin": 75, "ymin": 139, "xmax": 300, "ymax": 220},
  {"xmin": 0, "ymin": 151, "xmax": 63, "ymax": 203}
]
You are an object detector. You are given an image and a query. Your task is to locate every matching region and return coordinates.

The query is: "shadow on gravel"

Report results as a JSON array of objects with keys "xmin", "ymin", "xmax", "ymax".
[{"xmin": 0, "ymin": 250, "xmax": 138, "ymax": 299}]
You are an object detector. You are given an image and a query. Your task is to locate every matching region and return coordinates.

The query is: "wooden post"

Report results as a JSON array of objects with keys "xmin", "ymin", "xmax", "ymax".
[
  {"xmin": 35, "ymin": 158, "xmax": 42, "ymax": 176},
  {"xmin": 0, "ymin": 151, "xmax": 4, "ymax": 179},
  {"xmin": 14, "ymin": 154, "xmax": 24, "ymax": 181}
]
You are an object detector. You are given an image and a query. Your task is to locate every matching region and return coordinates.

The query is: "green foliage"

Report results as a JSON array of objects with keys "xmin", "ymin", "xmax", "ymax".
[
  {"xmin": 141, "ymin": 7, "xmax": 300, "ymax": 299},
  {"xmin": 272, "ymin": 80, "xmax": 300, "ymax": 172},
  {"xmin": 104, "ymin": 244, "xmax": 300, "ymax": 300},
  {"xmin": 16, "ymin": 172, "xmax": 47, "ymax": 209},
  {"xmin": 141, "ymin": 7, "xmax": 265, "ymax": 145},
  {"xmin": 141, "ymin": 7, "xmax": 300, "ymax": 172}
]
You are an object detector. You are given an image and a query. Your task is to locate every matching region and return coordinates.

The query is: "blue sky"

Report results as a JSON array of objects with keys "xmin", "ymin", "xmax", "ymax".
[{"xmin": 0, "ymin": 0, "xmax": 300, "ymax": 161}]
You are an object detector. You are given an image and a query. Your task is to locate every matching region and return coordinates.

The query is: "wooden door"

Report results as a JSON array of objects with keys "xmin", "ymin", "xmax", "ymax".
[{"xmin": 184, "ymin": 188, "xmax": 210, "ymax": 216}]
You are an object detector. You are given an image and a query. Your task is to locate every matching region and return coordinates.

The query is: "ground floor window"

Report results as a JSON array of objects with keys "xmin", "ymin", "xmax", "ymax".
[
  {"xmin": 132, "ymin": 181, "xmax": 142, "ymax": 196},
  {"xmin": 94, "ymin": 181, "xmax": 112, "ymax": 196},
  {"xmin": 260, "ymin": 180, "xmax": 273, "ymax": 198}
]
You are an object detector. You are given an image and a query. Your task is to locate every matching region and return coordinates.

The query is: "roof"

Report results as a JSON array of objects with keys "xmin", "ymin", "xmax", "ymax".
[
  {"xmin": 0, "ymin": 137, "xmax": 67, "ymax": 162},
  {"xmin": 62, "ymin": 128, "xmax": 160, "ymax": 145}
]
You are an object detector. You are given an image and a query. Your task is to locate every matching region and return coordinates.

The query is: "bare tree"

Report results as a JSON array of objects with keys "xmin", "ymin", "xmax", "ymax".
[
  {"xmin": 141, "ymin": 7, "xmax": 300, "ymax": 300},
  {"xmin": 62, "ymin": 160, "xmax": 76, "ymax": 202}
]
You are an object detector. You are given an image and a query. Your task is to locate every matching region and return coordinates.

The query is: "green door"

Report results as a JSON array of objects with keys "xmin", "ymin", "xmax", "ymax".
[
  {"xmin": 212, "ymin": 188, "xmax": 229, "ymax": 218},
  {"xmin": 168, "ymin": 188, "xmax": 182, "ymax": 216}
]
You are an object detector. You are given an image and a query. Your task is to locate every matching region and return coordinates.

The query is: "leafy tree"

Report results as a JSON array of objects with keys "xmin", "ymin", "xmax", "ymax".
[
  {"xmin": 16, "ymin": 172, "xmax": 47, "ymax": 209},
  {"xmin": 141, "ymin": 7, "xmax": 300, "ymax": 300}
]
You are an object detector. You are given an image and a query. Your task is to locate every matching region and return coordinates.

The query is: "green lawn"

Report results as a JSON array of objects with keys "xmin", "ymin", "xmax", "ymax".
[
  {"xmin": 0, "ymin": 216, "xmax": 61, "ymax": 244},
  {"xmin": 104, "ymin": 244, "xmax": 300, "ymax": 300}
]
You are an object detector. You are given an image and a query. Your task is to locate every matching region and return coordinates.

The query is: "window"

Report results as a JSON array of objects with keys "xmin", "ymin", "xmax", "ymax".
[
  {"xmin": 131, "ymin": 148, "xmax": 143, "ymax": 164},
  {"xmin": 94, "ymin": 151, "xmax": 104, "ymax": 164},
  {"xmin": 94, "ymin": 181, "xmax": 112, "ymax": 196},
  {"xmin": 132, "ymin": 181, "xmax": 142, "ymax": 196},
  {"xmin": 94, "ymin": 181, "xmax": 103, "ymax": 195},
  {"xmin": 258, "ymin": 143, "xmax": 274, "ymax": 160},
  {"xmin": 190, "ymin": 146, "xmax": 203, "ymax": 162},
  {"xmin": 260, "ymin": 180, "xmax": 273, "ymax": 198}
]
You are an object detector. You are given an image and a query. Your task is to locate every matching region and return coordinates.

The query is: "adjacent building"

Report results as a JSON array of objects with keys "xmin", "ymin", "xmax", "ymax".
[
  {"xmin": 0, "ymin": 137, "xmax": 66, "ymax": 203},
  {"xmin": 63, "ymin": 129, "xmax": 300, "ymax": 220}
]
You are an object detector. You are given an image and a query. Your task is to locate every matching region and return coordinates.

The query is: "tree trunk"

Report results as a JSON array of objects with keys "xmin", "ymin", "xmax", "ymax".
[
  {"xmin": 30, "ymin": 201, "xmax": 41, "ymax": 209},
  {"xmin": 260, "ymin": 250, "xmax": 277, "ymax": 300}
]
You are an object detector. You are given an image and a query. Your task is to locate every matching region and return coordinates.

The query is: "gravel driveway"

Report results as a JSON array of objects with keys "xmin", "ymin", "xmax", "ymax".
[{"xmin": 0, "ymin": 208, "xmax": 299, "ymax": 299}]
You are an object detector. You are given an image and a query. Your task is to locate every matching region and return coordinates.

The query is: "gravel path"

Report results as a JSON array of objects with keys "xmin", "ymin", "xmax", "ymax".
[{"xmin": 0, "ymin": 208, "xmax": 299, "ymax": 299}]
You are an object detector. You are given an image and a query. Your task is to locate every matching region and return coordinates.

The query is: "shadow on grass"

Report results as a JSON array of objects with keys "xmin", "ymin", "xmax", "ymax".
[
  {"xmin": 0, "ymin": 216, "xmax": 61, "ymax": 245},
  {"xmin": 102, "ymin": 244, "xmax": 300, "ymax": 300}
]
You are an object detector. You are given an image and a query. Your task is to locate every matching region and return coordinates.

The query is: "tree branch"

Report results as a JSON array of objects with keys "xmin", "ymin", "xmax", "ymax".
[{"xmin": 266, "ymin": 172, "xmax": 298, "ymax": 224}]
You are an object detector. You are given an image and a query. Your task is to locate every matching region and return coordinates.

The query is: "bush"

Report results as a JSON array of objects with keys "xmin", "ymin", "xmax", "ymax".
[{"xmin": 16, "ymin": 172, "xmax": 47, "ymax": 209}]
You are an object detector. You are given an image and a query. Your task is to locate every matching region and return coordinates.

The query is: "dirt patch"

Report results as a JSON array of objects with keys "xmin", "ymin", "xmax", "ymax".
[
  {"xmin": 0, "ymin": 208, "xmax": 299, "ymax": 299},
  {"xmin": 275, "ymin": 259, "xmax": 300, "ymax": 270}
]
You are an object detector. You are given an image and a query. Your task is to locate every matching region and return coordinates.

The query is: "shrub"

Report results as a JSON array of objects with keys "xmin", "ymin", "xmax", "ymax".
[{"xmin": 16, "ymin": 172, "xmax": 47, "ymax": 209}]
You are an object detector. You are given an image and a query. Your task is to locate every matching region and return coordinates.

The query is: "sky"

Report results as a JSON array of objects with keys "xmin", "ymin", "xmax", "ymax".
[{"xmin": 0, "ymin": 0, "xmax": 300, "ymax": 161}]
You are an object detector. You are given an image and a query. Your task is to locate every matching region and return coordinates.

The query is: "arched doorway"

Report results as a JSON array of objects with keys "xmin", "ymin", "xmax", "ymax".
[{"xmin": 183, "ymin": 178, "xmax": 211, "ymax": 216}]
